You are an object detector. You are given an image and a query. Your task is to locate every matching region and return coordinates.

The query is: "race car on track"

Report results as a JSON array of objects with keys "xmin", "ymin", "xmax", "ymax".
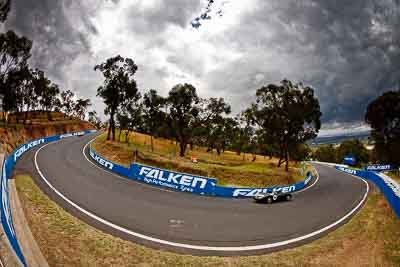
[{"xmin": 253, "ymin": 191, "xmax": 292, "ymax": 204}]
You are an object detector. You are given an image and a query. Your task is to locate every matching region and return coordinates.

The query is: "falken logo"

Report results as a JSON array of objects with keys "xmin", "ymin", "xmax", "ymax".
[
  {"xmin": 14, "ymin": 139, "xmax": 45, "ymax": 161},
  {"xmin": 366, "ymin": 165, "xmax": 393, "ymax": 171},
  {"xmin": 338, "ymin": 167, "xmax": 357, "ymax": 175},
  {"xmin": 233, "ymin": 185, "xmax": 296, "ymax": 197},
  {"xmin": 138, "ymin": 167, "xmax": 208, "ymax": 189},
  {"xmin": 90, "ymin": 151, "xmax": 114, "ymax": 170},
  {"xmin": 60, "ymin": 132, "xmax": 85, "ymax": 139}
]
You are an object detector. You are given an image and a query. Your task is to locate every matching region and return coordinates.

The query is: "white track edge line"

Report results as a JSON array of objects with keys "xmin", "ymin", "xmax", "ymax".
[{"xmin": 34, "ymin": 141, "xmax": 369, "ymax": 252}]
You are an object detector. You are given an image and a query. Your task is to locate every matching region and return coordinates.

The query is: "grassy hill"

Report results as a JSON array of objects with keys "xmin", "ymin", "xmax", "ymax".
[{"xmin": 92, "ymin": 130, "xmax": 308, "ymax": 188}]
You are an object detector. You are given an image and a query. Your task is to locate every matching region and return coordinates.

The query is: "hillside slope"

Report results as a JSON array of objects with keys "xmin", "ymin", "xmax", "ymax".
[{"xmin": 0, "ymin": 111, "xmax": 95, "ymax": 154}]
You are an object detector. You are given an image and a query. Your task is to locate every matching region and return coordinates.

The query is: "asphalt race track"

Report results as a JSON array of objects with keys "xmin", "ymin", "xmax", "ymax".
[{"xmin": 14, "ymin": 134, "xmax": 369, "ymax": 256}]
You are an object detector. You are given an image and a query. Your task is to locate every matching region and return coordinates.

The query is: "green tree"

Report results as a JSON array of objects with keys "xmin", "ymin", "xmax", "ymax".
[
  {"xmin": 52, "ymin": 97, "xmax": 62, "ymax": 113},
  {"xmin": 251, "ymin": 80, "xmax": 321, "ymax": 171},
  {"xmin": 143, "ymin": 89, "xmax": 166, "ymax": 152},
  {"xmin": 313, "ymin": 145, "xmax": 337, "ymax": 163},
  {"xmin": 88, "ymin": 110, "xmax": 102, "ymax": 129},
  {"xmin": 39, "ymin": 82, "xmax": 60, "ymax": 120},
  {"xmin": 117, "ymin": 112, "xmax": 130, "ymax": 142},
  {"xmin": 290, "ymin": 144, "xmax": 311, "ymax": 162},
  {"xmin": 2, "ymin": 68, "xmax": 24, "ymax": 115},
  {"xmin": 31, "ymin": 69, "xmax": 51, "ymax": 109},
  {"xmin": 21, "ymin": 68, "xmax": 37, "ymax": 123},
  {"xmin": 231, "ymin": 113, "xmax": 253, "ymax": 156},
  {"xmin": 0, "ymin": 31, "xmax": 32, "ymax": 122},
  {"xmin": 221, "ymin": 117, "xmax": 237, "ymax": 153},
  {"xmin": 201, "ymin": 97, "xmax": 231, "ymax": 155},
  {"xmin": 167, "ymin": 83, "xmax": 200, "ymax": 157},
  {"xmin": 95, "ymin": 55, "xmax": 140, "ymax": 141},
  {"xmin": 74, "ymin": 98, "xmax": 91, "ymax": 120},
  {"xmin": 337, "ymin": 140, "xmax": 369, "ymax": 166},
  {"xmin": 365, "ymin": 91, "xmax": 400, "ymax": 165},
  {"xmin": 60, "ymin": 90, "xmax": 75, "ymax": 118},
  {"xmin": 118, "ymin": 100, "xmax": 143, "ymax": 144},
  {"xmin": 7, "ymin": 66, "xmax": 39, "ymax": 124}
]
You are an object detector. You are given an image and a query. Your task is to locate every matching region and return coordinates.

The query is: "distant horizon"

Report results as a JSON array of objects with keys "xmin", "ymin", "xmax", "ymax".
[{"xmin": 317, "ymin": 123, "xmax": 371, "ymax": 138}]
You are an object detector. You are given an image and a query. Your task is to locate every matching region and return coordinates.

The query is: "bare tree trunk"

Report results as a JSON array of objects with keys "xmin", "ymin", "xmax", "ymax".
[
  {"xmin": 24, "ymin": 106, "xmax": 29, "ymax": 125},
  {"xmin": 125, "ymin": 131, "xmax": 130, "ymax": 144},
  {"xmin": 278, "ymin": 144, "xmax": 286, "ymax": 167},
  {"xmin": 179, "ymin": 142, "xmax": 186, "ymax": 157},
  {"xmin": 285, "ymin": 148, "xmax": 289, "ymax": 172},
  {"xmin": 110, "ymin": 113, "xmax": 116, "ymax": 141},
  {"xmin": 150, "ymin": 135, "xmax": 154, "ymax": 152},
  {"xmin": 119, "ymin": 129, "xmax": 122, "ymax": 142},
  {"xmin": 47, "ymin": 110, "xmax": 51, "ymax": 121},
  {"xmin": 278, "ymin": 158, "xmax": 282, "ymax": 167},
  {"xmin": 278, "ymin": 151, "xmax": 283, "ymax": 167},
  {"xmin": 112, "ymin": 123, "xmax": 116, "ymax": 141},
  {"xmin": 107, "ymin": 118, "xmax": 112, "ymax": 141}
]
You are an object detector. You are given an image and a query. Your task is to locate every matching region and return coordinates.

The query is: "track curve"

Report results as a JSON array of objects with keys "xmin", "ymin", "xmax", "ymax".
[{"xmin": 14, "ymin": 134, "xmax": 369, "ymax": 256}]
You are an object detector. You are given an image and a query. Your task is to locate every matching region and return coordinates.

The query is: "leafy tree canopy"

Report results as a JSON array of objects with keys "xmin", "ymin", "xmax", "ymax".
[
  {"xmin": 337, "ymin": 140, "xmax": 369, "ymax": 166},
  {"xmin": 95, "ymin": 55, "xmax": 140, "ymax": 141},
  {"xmin": 251, "ymin": 79, "xmax": 321, "ymax": 171},
  {"xmin": 365, "ymin": 90, "xmax": 400, "ymax": 164},
  {"xmin": 167, "ymin": 83, "xmax": 200, "ymax": 157}
]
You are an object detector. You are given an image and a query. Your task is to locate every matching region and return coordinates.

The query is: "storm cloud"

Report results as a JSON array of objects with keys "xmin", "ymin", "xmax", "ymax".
[{"xmin": 4, "ymin": 0, "xmax": 400, "ymax": 128}]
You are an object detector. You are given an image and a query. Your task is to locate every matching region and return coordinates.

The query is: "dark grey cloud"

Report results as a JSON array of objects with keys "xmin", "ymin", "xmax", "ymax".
[
  {"xmin": 2, "ymin": 0, "xmax": 400, "ymax": 126},
  {"xmin": 125, "ymin": 0, "xmax": 201, "ymax": 34},
  {"xmin": 201, "ymin": 0, "xmax": 400, "ymax": 123},
  {"xmin": 5, "ymin": 0, "xmax": 99, "ymax": 82}
]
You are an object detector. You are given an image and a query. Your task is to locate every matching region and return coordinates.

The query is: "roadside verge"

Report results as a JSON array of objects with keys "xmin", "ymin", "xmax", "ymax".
[{"xmin": 9, "ymin": 179, "xmax": 49, "ymax": 267}]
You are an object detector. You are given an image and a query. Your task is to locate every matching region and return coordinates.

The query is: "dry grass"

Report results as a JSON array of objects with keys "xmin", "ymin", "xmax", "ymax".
[
  {"xmin": 15, "ymin": 174, "xmax": 400, "ymax": 267},
  {"xmin": 92, "ymin": 131, "xmax": 304, "ymax": 187},
  {"xmin": 387, "ymin": 171, "xmax": 400, "ymax": 183}
]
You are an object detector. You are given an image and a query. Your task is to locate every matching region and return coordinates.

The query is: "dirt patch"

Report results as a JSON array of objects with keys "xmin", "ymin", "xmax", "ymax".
[{"xmin": 0, "ymin": 120, "xmax": 94, "ymax": 154}]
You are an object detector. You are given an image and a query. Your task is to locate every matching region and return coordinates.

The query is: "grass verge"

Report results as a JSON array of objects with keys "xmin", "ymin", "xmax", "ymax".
[
  {"xmin": 386, "ymin": 171, "xmax": 400, "ymax": 183},
  {"xmin": 92, "ymin": 131, "xmax": 304, "ymax": 188},
  {"xmin": 16, "ymin": 174, "xmax": 400, "ymax": 267}
]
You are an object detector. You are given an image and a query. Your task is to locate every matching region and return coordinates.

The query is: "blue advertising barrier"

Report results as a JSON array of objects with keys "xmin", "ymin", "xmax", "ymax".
[
  {"xmin": 365, "ymin": 164, "xmax": 398, "ymax": 172},
  {"xmin": 335, "ymin": 166, "xmax": 400, "ymax": 218},
  {"xmin": 130, "ymin": 163, "xmax": 217, "ymax": 195},
  {"xmin": 343, "ymin": 154, "xmax": 356, "ymax": 166},
  {"xmin": 214, "ymin": 172, "xmax": 314, "ymax": 198},
  {"xmin": 89, "ymin": 149, "xmax": 130, "ymax": 177},
  {"xmin": 1, "ymin": 129, "xmax": 97, "ymax": 267},
  {"xmin": 89, "ymin": 144, "xmax": 316, "ymax": 198}
]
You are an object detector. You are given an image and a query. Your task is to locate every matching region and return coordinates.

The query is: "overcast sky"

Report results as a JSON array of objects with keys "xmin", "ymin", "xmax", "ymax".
[{"xmin": 4, "ymin": 0, "xmax": 400, "ymax": 134}]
